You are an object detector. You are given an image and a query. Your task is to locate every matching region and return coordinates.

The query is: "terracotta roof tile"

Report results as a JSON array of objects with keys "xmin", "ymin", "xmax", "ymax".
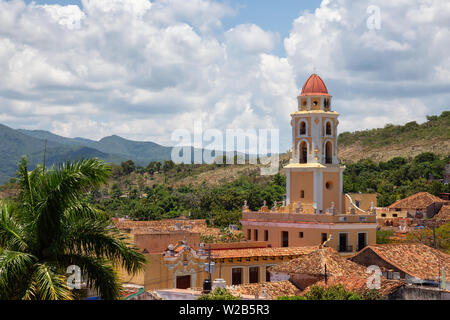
[
  {"xmin": 113, "ymin": 218, "xmax": 239, "ymax": 237},
  {"xmin": 269, "ymin": 247, "xmax": 366, "ymax": 277},
  {"xmin": 303, "ymin": 276, "xmax": 405, "ymax": 297},
  {"xmin": 228, "ymin": 281, "xmax": 302, "ymax": 299},
  {"xmin": 355, "ymin": 243, "xmax": 450, "ymax": 282},
  {"xmin": 433, "ymin": 205, "xmax": 450, "ymax": 220},
  {"xmin": 211, "ymin": 246, "xmax": 319, "ymax": 259},
  {"xmin": 388, "ymin": 192, "xmax": 445, "ymax": 210}
]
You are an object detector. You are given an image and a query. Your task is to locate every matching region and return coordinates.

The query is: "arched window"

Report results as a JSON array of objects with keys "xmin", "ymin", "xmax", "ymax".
[
  {"xmin": 299, "ymin": 121, "xmax": 306, "ymax": 135},
  {"xmin": 326, "ymin": 122, "xmax": 332, "ymax": 136},
  {"xmin": 325, "ymin": 141, "xmax": 332, "ymax": 164},
  {"xmin": 300, "ymin": 141, "xmax": 308, "ymax": 164}
]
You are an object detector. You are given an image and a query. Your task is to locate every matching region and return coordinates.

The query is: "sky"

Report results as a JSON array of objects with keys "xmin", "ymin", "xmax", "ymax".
[{"xmin": 1, "ymin": 0, "xmax": 449, "ymax": 153}]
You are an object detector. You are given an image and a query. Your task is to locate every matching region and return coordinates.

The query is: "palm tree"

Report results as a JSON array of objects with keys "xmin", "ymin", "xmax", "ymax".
[{"xmin": 0, "ymin": 157, "xmax": 146, "ymax": 300}]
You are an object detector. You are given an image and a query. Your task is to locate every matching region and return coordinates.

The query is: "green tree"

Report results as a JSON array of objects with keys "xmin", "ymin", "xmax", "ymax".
[
  {"xmin": 121, "ymin": 160, "xmax": 136, "ymax": 175},
  {"xmin": 279, "ymin": 285, "xmax": 361, "ymax": 300},
  {"xmin": 198, "ymin": 288, "xmax": 240, "ymax": 300},
  {"xmin": 0, "ymin": 157, "xmax": 146, "ymax": 300}
]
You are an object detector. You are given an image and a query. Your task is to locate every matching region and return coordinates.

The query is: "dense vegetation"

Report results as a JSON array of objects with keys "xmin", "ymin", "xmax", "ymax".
[
  {"xmin": 278, "ymin": 284, "xmax": 382, "ymax": 300},
  {"xmin": 93, "ymin": 165, "xmax": 286, "ymax": 228},
  {"xmin": 339, "ymin": 111, "xmax": 450, "ymax": 148},
  {"xmin": 198, "ymin": 288, "xmax": 240, "ymax": 300},
  {"xmin": 343, "ymin": 152, "xmax": 450, "ymax": 207},
  {"xmin": 79, "ymin": 150, "xmax": 449, "ymax": 230}
]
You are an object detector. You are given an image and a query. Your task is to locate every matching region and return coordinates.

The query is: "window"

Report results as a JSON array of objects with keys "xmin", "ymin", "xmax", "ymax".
[
  {"xmin": 355, "ymin": 200, "xmax": 360, "ymax": 208},
  {"xmin": 325, "ymin": 141, "xmax": 332, "ymax": 164},
  {"xmin": 300, "ymin": 122, "xmax": 306, "ymax": 135},
  {"xmin": 299, "ymin": 232, "xmax": 304, "ymax": 238},
  {"xmin": 357, "ymin": 233, "xmax": 367, "ymax": 251},
  {"xmin": 325, "ymin": 181, "xmax": 333, "ymax": 190},
  {"xmin": 266, "ymin": 266, "xmax": 272, "ymax": 282},
  {"xmin": 232, "ymin": 268, "xmax": 243, "ymax": 285},
  {"xmin": 326, "ymin": 122, "xmax": 332, "ymax": 135},
  {"xmin": 247, "ymin": 229, "xmax": 251, "ymax": 240},
  {"xmin": 249, "ymin": 267, "xmax": 259, "ymax": 284},
  {"xmin": 264, "ymin": 230, "xmax": 269, "ymax": 241},
  {"xmin": 321, "ymin": 233, "xmax": 328, "ymax": 243},
  {"xmin": 301, "ymin": 190, "xmax": 305, "ymax": 199},
  {"xmin": 313, "ymin": 100, "xmax": 318, "ymax": 107},
  {"xmin": 393, "ymin": 214, "xmax": 398, "ymax": 218},
  {"xmin": 300, "ymin": 142, "xmax": 308, "ymax": 164},
  {"xmin": 282, "ymin": 231, "xmax": 289, "ymax": 247},
  {"xmin": 381, "ymin": 214, "xmax": 386, "ymax": 217},
  {"xmin": 254, "ymin": 229, "xmax": 258, "ymax": 241}
]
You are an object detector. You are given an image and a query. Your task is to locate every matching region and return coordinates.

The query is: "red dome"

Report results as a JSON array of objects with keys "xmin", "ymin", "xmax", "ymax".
[{"xmin": 300, "ymin": 74, "xmax": 330, "ymax": 96}]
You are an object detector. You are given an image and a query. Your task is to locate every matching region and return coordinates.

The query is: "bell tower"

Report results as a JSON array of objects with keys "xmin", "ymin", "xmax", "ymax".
[{"xmin": 285, "ymin": 74, "xmax": 345, "ymax": 214}]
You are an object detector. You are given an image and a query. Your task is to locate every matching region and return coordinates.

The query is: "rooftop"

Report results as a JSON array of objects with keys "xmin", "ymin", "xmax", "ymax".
[
  {"xmin": 113, "ymin": 218, "xmax": 239, "ymax": 238},
  {"xmin": 433, "ymin": 204, "xmax": 450, "ymax": 220},
  {"xmin": 351, "ymin": 243, "xmax": 450, "ymax": 282},
  {"xmin": 228, "ymin": 281, "xmax": 302, "ymax": 299},
  {"xmin": 388, "ymin": 192, "xmax": 446, "ymax": 210},
  {"xmin": 210, "ymin": 246, "xmax": 319, "ymax": 259},
  {"xmin": 269, "ymin": 247, "xmax": 367, "ymax": 277},
  {"xmin": 300, "ymin": 74, "xmax": 330, "ymax": 96}
]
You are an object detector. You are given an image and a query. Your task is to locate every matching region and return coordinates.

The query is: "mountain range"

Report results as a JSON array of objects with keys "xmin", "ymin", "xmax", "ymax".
[
  {"xmin": 0, "ymin": 124, "xmax": 174, "ymax": 184},
  {"xmin": 0, "ymin": 111, "xmax": 448, "ymax": 184}
]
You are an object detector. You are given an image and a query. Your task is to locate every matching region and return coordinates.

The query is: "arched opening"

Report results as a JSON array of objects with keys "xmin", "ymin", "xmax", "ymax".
[
  {"xmin": 300, "ymin": 141, "xmax": 308, "ymax": 164},
  {"xmin": 325, "ymin": 141, "xmax": 332, "ymax": 164},
  {"xmin": 300, "ymin": 122, "xmax": 306, "ymax": 135},
  {"xmin": 326, "ymin": 122, "xmax": 332, "ymax": 136}
]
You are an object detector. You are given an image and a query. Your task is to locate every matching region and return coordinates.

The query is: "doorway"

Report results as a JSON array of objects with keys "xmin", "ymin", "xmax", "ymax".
[
  {"xmin": 249, "ymin": 267, "xmax": 259, "ymax": 284},
  {"xmin": 232, "ymin": 268, "xmax": 243, "ymax": 285},
  {"xmin": 358, "ymin": 233, "xmax": 367, "ymax": 251},
  {"xmin": 176, "ymin": 275, "xmax": 191, "ymax": 289},
  {"xmin": 282, "ymin": 231, "xmax": 289, "ymax": 247},
  {"xmin": 339, "ymin": 233, "xmax": 348, "ymax": 252}
]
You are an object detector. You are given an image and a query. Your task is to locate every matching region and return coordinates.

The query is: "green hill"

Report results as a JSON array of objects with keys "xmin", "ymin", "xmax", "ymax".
[{"xmin": 338, "ymin": 111, "xmax": 450, "ymax": 162}]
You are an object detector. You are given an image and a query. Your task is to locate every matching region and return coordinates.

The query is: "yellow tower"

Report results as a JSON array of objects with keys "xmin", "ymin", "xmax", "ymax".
[{"xmin": 285, "ymin": 74, "xmax": 345, "ymax": 214}]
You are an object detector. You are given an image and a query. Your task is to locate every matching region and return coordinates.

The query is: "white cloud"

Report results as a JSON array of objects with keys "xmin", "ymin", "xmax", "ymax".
[
  {"xmin": 284, "ymin": 0, "xmax": 450, "ymax": 134},
  {"xmin": 0, "ymin": 0, "xmax": 448, "ymax": 155}
]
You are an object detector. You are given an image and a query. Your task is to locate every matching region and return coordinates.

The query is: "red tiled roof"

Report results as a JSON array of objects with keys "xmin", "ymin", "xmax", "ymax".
[
  {"xmin": 388, "ymin": 192, "xmax": 445, "ymax": 210},
  {"xmin": 303, "ymin": 276, "xmax": 405, "ymax": 298},
  {"xmin": 355, "ymin": 243, "xmax": 450, "ymax": 282},
  {"xmin": 300, "ymin": 74, "xmax": 330, "ymax": 96},
  {"xmin": 228, "ymin": 281, "xmax": 302, "ymax": 299},
  {"xmin": 211, "ymin": 246, "xmax": 319, "ymax": 259},
  {"xmin": 269, "ymin": 247, "xmax": 367, "ymax": 277},
  {"xmin": 434, "ymin": 205, "xmax": 450, "ymax": 220}
]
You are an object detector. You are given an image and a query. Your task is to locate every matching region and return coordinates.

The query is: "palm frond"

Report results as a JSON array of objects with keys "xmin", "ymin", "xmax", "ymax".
[
  {"xmin": 0, "ymin": 204, "xmax": 29, "ymax": 252},
  {"xmin": 25, "ymin": 263, "xmax": 73, "ymax": 300},
  {"xmin": 35, "ymin": 159, "xmax": 110, "ymax": 249},
  {"xmin": 59, "ymin": 217, "xmax": 146, "ymax": 275},
  {"xmin": 0, "ymin": 250, "xmax": 37, "ymax": 299}
]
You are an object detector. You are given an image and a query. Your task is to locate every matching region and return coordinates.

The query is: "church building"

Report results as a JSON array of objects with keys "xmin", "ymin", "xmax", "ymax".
[{"xmin": 241, "ymin": 74, "xmax": 378, "ymax": 254}]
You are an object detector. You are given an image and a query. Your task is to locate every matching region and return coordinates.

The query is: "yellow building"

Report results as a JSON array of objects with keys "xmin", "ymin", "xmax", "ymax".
[
  {"xmin": 118, "ymin": 239, "xmax": 318, "ymax": 291},
  {"xmin": 241, "ymin": 74, "xmax": 378, "ymax": 254}
]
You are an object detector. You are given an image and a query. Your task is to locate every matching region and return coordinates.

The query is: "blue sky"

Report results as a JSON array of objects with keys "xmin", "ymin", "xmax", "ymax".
[{"xmin": 1, "ymin": 0, "xmax": 449, "ymax": 151}]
